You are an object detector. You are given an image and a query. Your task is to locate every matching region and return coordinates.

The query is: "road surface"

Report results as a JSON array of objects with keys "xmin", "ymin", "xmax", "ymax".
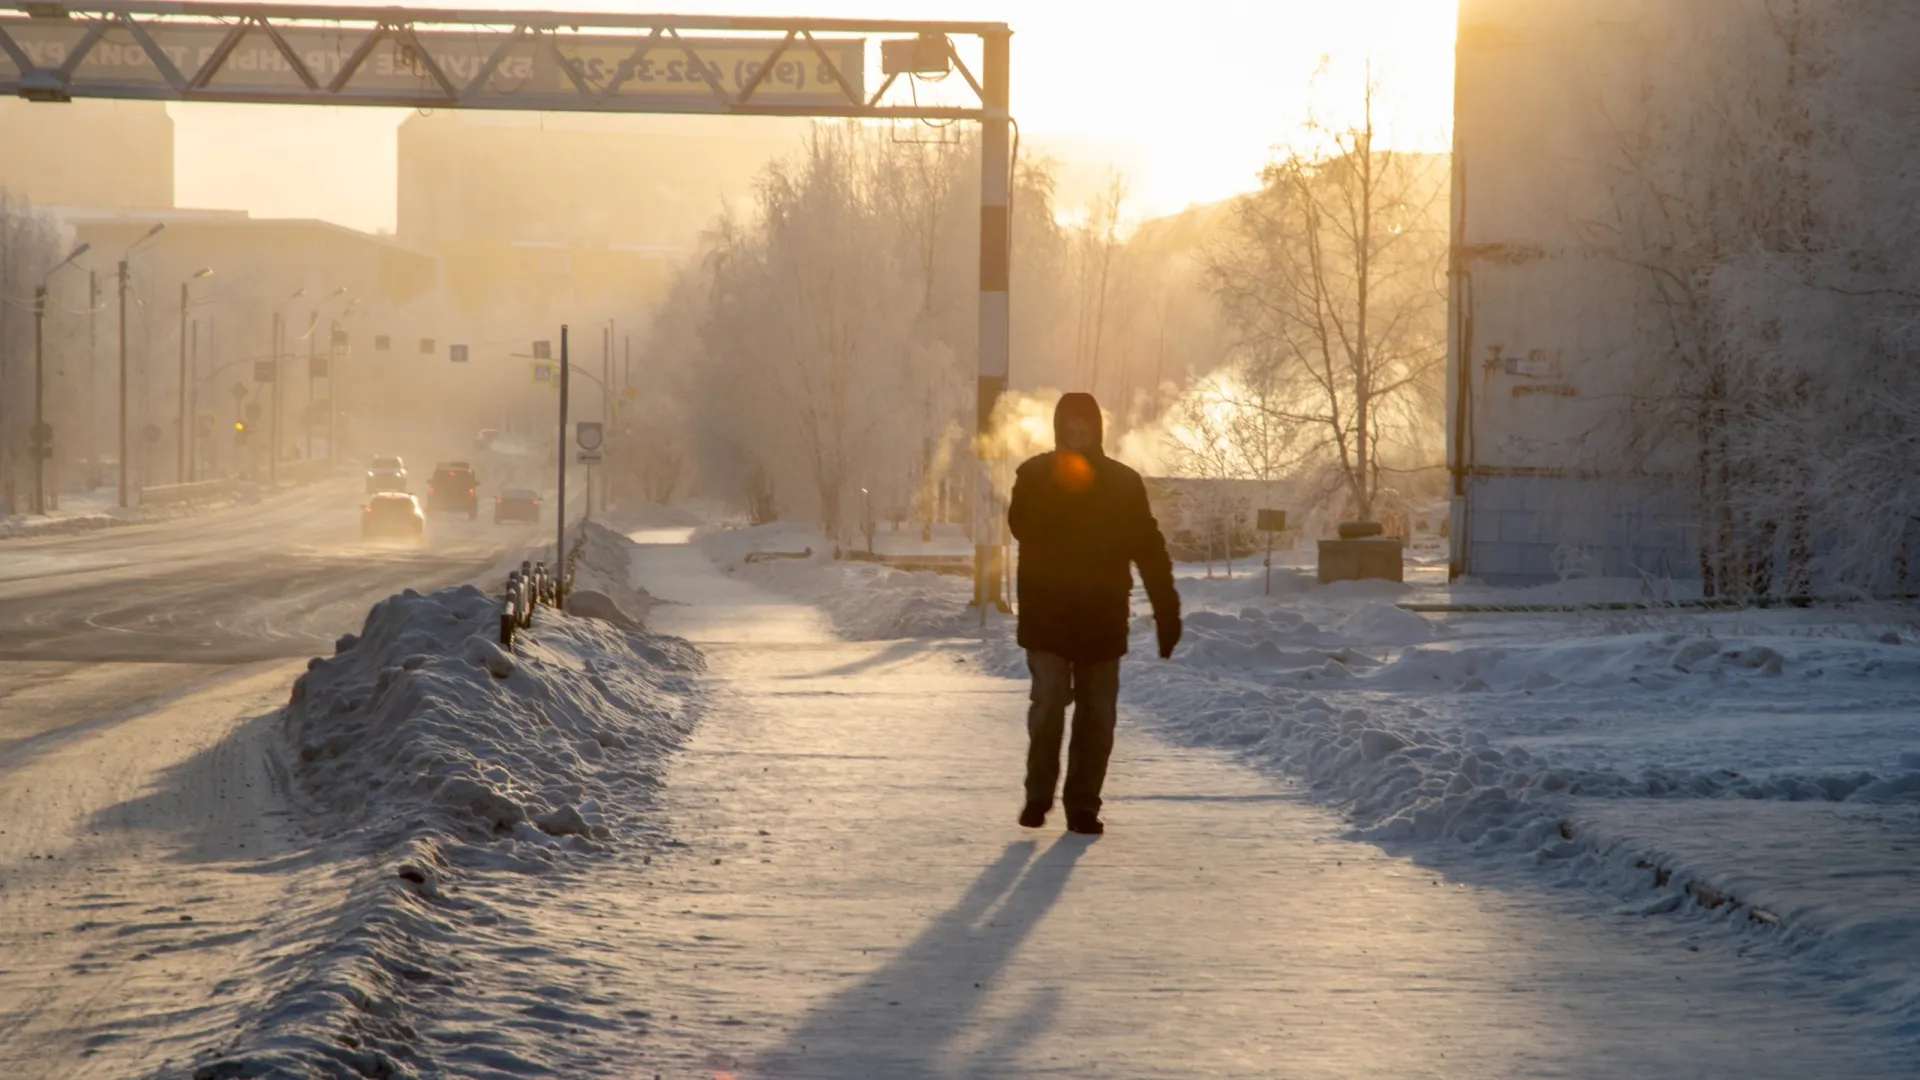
[{"xmin": 0, "ymin": 479, "xmax": 549, "ymax": 1074}]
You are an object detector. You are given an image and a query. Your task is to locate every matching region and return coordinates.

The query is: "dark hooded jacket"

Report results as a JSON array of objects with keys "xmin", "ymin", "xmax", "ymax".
[{"xmin": 1008, "ymin": 394, "xmax": 1179, "ymax": 663}]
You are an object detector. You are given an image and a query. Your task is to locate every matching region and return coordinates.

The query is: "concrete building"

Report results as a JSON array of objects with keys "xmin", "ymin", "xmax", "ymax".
[
  {"xmin": 396, "ymin": 111, "xmax": 807, "ymax": 332},
  {"xmin": 0, "ymin": 98, "xmax": 173, "ymax": 210},
  {"xmin": 1447, "ymin": 0, "xmax": 1698, "ymax": 583}
]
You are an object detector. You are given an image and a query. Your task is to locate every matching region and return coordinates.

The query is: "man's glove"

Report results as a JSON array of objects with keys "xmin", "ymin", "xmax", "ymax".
[{"xmin": 1156, "ymin": 613, "xmax": 1183, "ymax": 659}]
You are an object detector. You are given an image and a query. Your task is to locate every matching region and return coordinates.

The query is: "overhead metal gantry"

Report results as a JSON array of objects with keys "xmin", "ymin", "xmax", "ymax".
[
  {"xmin": 1, "ymin": 2, "xmax": 1015, "ymax": 610},
  {"xmin": 0, "ymin": 1, "xmax": 1002, "ymax": 117}
]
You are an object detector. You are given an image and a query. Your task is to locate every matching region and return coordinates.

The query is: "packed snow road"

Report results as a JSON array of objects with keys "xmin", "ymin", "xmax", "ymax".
[
  {"xmin": 0, "ymin": 479, "xmax": 554, "ymax": 1075},
  {"xmin": 0, "ymin": 479, "xmax": 550, "ymax": 750}
]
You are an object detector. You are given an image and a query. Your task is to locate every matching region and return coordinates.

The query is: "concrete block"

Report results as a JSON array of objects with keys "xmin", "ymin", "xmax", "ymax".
[{"xmin": 1318, "ymin": 538, "xmax": 1404, "ymax": 584}]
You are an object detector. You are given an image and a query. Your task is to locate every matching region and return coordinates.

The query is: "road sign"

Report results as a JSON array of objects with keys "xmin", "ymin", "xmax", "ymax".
[
  {"xmin": 374, "ymin": 334, "xmax": 391, "ymax": 351},
  {"xmin": 310, "ymin": 355, "xmax": 329, "ymax": 378},
  {"xmin": 576, "ymin": 422, "xmax": 603, "ymax": 451},
  {"xmin": 245, "ymin": 402, "xmax": 263, "ymax": 423},
  {"xmin": 532, "ymin": 361, "xmax": 556, "ymax": 385},
  {"xmin": 253, "ymin": 360, "xmax": 276, "ymax": 383},
  {"xmin": 450, "ymin": 344, "xmax": 469, "ymax": 363},
  {"xmin": 142, "ymin": 423, "xmax": 162, "ymax": 443},
  {"xmin": 533, "ymin": 340, "xmax": 552, "ymax": 360},
  {"xmin": 28, "ymin": 421, "xmax": 52, "ymax": 445},
  {"xmin": 1257, "ymin": 509, "xmax": 1288, "ymax": 532},
  {"xmin": 420, "ymin": 338, "xmax": 436, "ymax": 354},
  {"xmin": 620, "ymin": 387, "xmax": 638, "ymax": 402},
  {"xmin": 332, "ymin": 328, "xmax": 350, "ymax": 348},
  {"xmin": 229, "ymin": 381, "xmax": 249, "ymax": 401}
]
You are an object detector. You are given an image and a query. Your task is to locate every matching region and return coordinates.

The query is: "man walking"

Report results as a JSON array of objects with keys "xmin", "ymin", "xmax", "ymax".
[{"xmin": 1008, "ymin": 392, "xmax": 1181, "ymax": 835}]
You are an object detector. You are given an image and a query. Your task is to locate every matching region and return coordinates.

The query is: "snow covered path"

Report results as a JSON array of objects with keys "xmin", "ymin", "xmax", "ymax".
[{"xmin": 622, "ymin": 537, "xmax": 1916, "ymax": 1079}]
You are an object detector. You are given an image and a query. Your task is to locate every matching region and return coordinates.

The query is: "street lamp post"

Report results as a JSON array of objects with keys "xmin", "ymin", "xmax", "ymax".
[
  {"xmin": 87, "ymin": 269, "xmax": 98, "ymax": 490},
  {"xmin": 177, "ymin": 267, "xmax": 212, "ymax": 484},
  {"xmin": 31, "ymin": 241, "xmax": 91, "ymax": 514},
  {"xmin": 118, "ymin": 223, "xmax": 165, "ymax": 508},
  {"xmin": 271, "ymin": 286, "xmax": 307, "ymax": 486},
  {"xmin": 306, "ymin": 287, "xmax": 347, "ymax": 459},
  {"xmin": 328, "ymin": 298, "xmax": 356, "ymax": 462}
]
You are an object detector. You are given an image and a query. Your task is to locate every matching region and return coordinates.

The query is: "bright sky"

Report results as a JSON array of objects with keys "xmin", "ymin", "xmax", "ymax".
[{"xmin": 171, "ymin": 0, "xmax": 1458, "ymax": 232}]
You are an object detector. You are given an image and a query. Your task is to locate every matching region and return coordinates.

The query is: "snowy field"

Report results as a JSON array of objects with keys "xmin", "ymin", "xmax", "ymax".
[{"xmin": 702, "ymin": 521, "xmax": 1920, "ymax": 1041}]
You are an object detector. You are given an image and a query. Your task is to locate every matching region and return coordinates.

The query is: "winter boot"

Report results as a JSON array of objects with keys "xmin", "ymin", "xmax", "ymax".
[
  {"xmin": 1018, "ymin": 801, "xmax": 1049, "ymax": 829},
  {"xmin": 1065, "ymin": 812, "xmax": 1104, "ymax": 836}
]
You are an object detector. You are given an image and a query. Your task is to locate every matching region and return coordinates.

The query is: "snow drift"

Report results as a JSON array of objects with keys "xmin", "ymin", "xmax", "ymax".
[{"xmin": 170, "ymin": 532, "xmax": 702, "ymax": 1080}]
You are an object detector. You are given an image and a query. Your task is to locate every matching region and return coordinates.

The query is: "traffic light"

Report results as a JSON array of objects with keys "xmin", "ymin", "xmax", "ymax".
[{"xmin": 234, "ymin": 420, "xmax": 250, "ymax": 446}]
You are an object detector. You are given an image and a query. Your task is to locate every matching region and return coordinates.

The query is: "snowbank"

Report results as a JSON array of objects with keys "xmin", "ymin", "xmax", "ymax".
[
  {"xmin": 570, "ymin": 519, "xmax": 664, "ymax": 622},
  {"xmin": 287, "ymin": 582, "xmax": 696, "ymax": 851},
  {"xmin": 707, "ymin": 528, "xmax": 1920, "ymax": 1031},
  {"xmin": 0, "ymin": 485, "xmax": 259, "ymax": 540},
  {"xmin": 173, "ymin": 529, "xmax": 702, "ymax": 1080},
  {"xmin": 701, "ymin": 522, "xmax": 985, "ymax": 640}
]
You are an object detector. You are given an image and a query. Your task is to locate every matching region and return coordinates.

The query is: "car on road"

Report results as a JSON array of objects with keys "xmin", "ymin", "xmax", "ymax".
[
  {"xmin": 366, "ymin": 455, "xmax": 407, "ymax": 494},
  {"xmin": 493, "ymin": 487, "xmax": 542, "ymax": 524},
  {"xmin": 427, "ymin": 461, "xmax": 479, "ymax": 519},
  {"xmin": 362, "ymin": 492, "xmax": 425, "ymax": 542}
]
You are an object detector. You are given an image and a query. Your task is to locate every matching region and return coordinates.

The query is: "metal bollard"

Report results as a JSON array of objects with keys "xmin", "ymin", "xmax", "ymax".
[{"xmin": 499, "ymin": 578, "xmax": 517, "ymax": 648}]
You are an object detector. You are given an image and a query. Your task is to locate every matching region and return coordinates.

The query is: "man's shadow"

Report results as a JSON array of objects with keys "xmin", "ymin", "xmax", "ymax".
[{"xmin": 752, "ymin": 836, "xmax": 1089, "ymax": 1078}]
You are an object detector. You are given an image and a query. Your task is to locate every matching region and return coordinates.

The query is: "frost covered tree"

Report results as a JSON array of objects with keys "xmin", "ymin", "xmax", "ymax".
[
  {"xmin": 652, "ymin": 123, "xmax": 1079, "ymax": 538},
  {"xmin": 1586, "ymin": 0, "xmax": 1920, "ymax": 597},
  {"xmin": 1204, "ymin": 78, "xmax": 1449, "ymax": 523}
]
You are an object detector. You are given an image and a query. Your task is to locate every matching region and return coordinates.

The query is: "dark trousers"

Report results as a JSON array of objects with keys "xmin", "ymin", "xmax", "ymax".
[{"xmin": 1024, "ymin": 650, "xmax": 1121, "ymax": 816}]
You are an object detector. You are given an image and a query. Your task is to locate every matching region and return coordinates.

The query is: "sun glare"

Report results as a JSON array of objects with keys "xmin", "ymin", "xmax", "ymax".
[{"xmin": 169, "ymin": 0, "xmax": 1459, "ymax": 231}]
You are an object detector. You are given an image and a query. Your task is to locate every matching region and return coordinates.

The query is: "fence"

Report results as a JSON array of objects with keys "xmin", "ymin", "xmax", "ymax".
[{"xmin": 497, "ymin": 532, "xmax": 589, "ymax": 647}]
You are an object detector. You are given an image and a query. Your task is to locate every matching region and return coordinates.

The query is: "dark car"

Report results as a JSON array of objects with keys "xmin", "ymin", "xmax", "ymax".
[
  {"xmin": 493, "ymin": 487, "xmax": 542, "ymax": 524},
  {"xmin": 427, "ymin": 461, "xmax": 479, "ymax": 519},
  {"xmin": 366, "ymin": 454, "xmax": 407, "ymax": 494},
  {"xmin": 362, "ymin": 492, "xmax": 425, "ymax": 542}
]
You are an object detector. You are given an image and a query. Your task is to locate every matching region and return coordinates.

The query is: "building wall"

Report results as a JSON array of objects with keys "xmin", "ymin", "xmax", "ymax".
[
  {"xmin": 1448, "ymin": 0, "xmax": 1701, "ymax": 584},
  {"xmin": 0, "ymin": 98, "xmax": 172, "ymax": 209},
  {"xmin": 395, "ymin": 111, "xmax": 804, "ymax": 322}
]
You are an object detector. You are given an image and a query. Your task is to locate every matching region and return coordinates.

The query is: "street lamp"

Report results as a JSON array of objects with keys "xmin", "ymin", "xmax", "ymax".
[
  {"xmin": 270, "ymin": 286, "xmax": 307, "ymax": 485},
  {"xmin": 177, "ymin": 267, "xmax": 212, "ymax": 484},
  {"xmin": 327, "ymin": 295, "xmax": 359, "ymax": 461},
  {"xmin": 305, "ymin": 287, "xmax": 348, "ymax": 459},
  {"xmin": 117, "ymin": 222, "xmax": 165, "ymax": 507},
  {"xmin": 31, "ymin": 241, "xmax": 91, "ymax": 514}
]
